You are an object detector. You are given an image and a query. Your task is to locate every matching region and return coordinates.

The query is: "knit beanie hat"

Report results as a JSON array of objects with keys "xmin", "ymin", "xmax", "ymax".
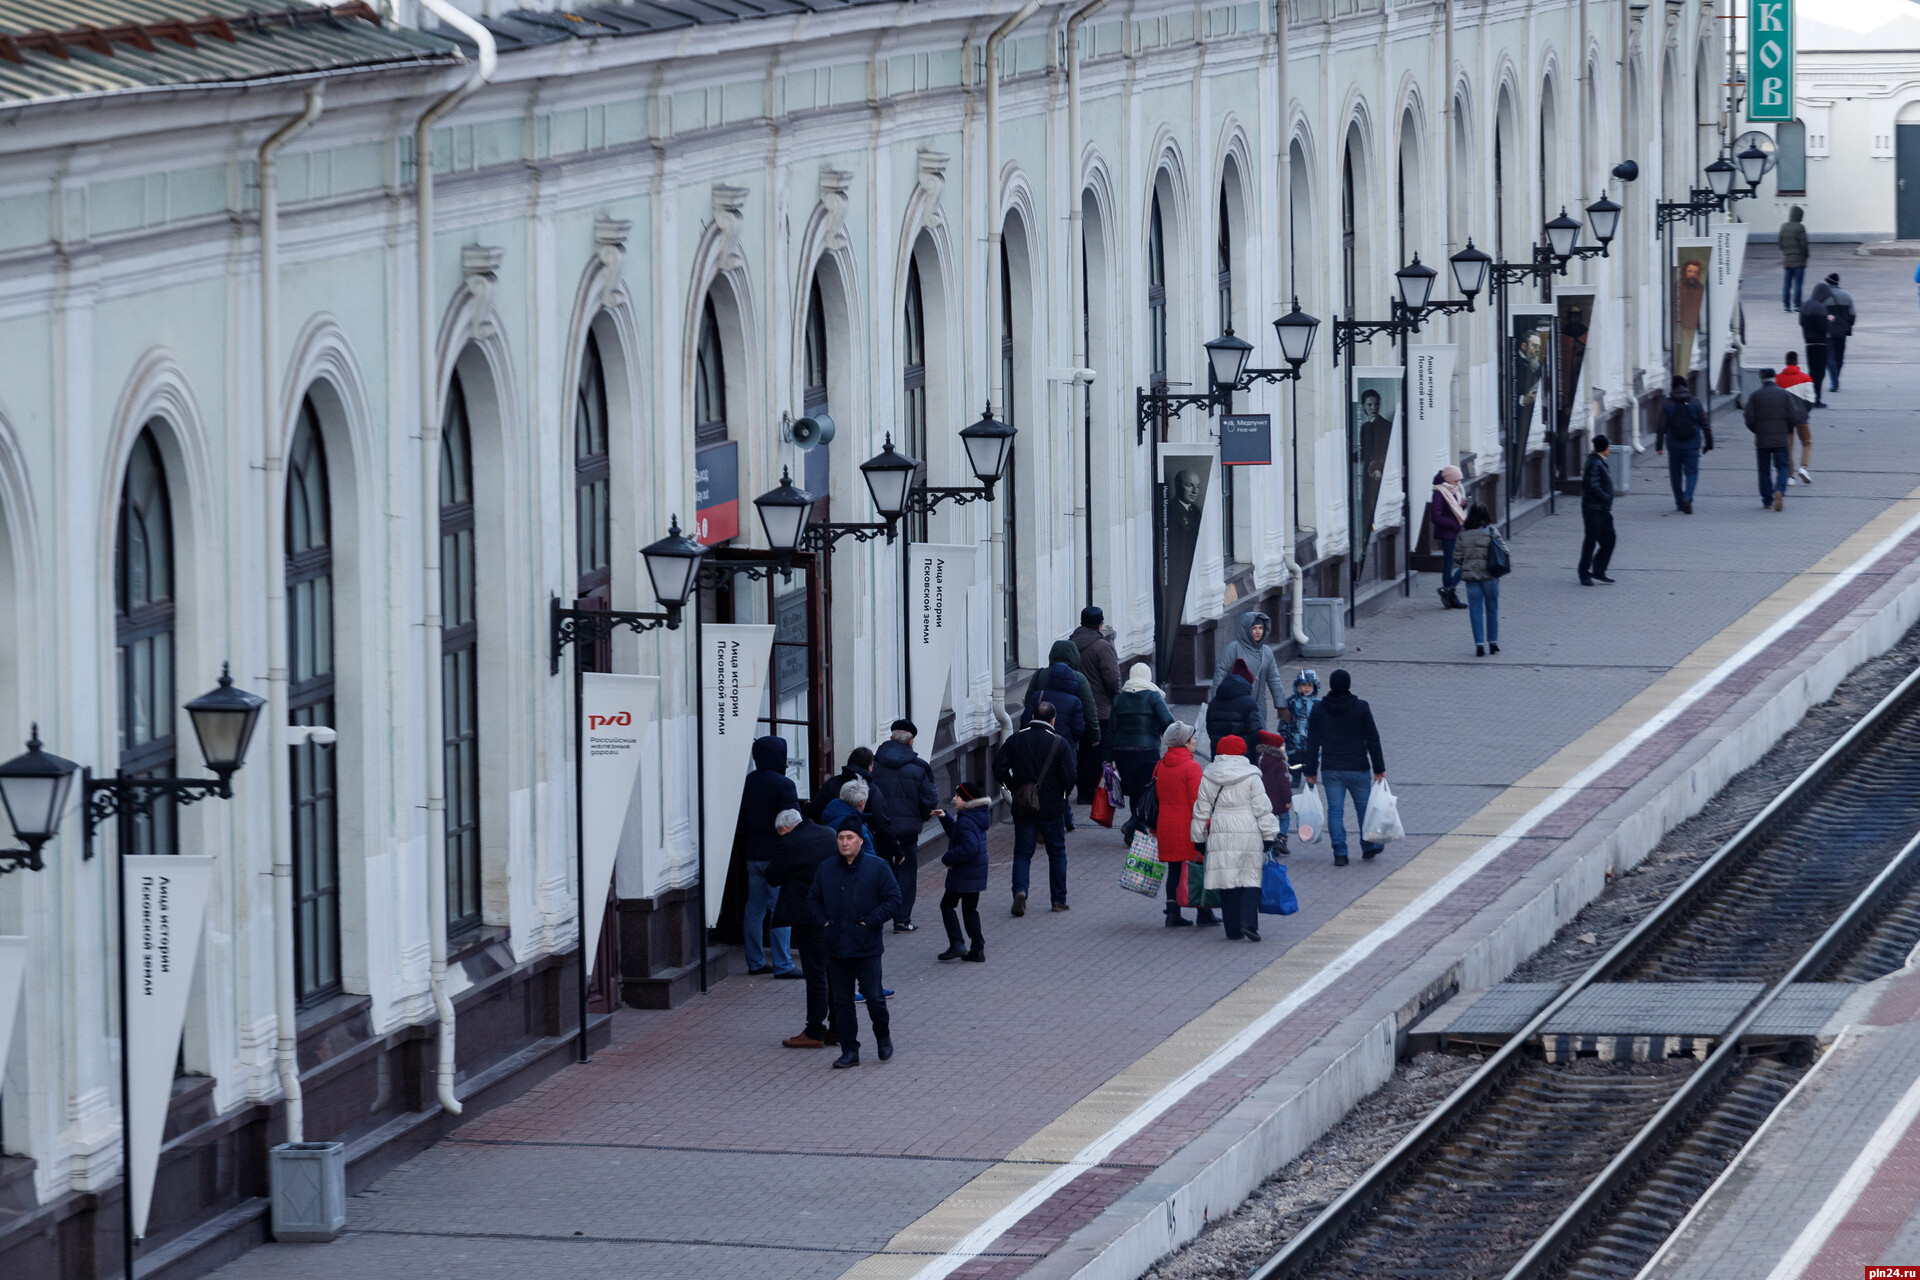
[
  {"xmin": 1329, "ymin": 669, "xmax": 1352, "ymax": 694},
  {"xmin": 1214, "ymin": 735, "xmax": 1247, "ymax": 757},
  {"xmin": 836, "ymin": 816, "xmax": 866, "ymax": 836}
]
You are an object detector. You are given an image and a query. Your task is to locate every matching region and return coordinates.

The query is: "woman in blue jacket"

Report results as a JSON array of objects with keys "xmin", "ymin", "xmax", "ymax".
[{"xmin": 936, "ymin": 782, "xmax": 992, "ymax": 962}]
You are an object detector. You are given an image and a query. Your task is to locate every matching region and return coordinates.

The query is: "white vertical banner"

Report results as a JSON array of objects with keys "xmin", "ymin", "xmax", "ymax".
[
  {"xmin": 0, "ymin": 937, "xmax": 24, "ymax": 1093},
  {"xmin": 581, "ymin": 672, "xmax": 659, "ymax": 974},
  {"xmin": 1408, "ymin": 345, "xmax": 1458, "ymax": 496},
  {"xmin": 122, "ymin": 854, "xmax": 213, "ymax": 1241},
  {"xmin": 1710, "ymin": 222, "xmax": 1750, "ymax": 360},
  {"xmin": 908, "ymin": 544, "xmax": 977, "ymax": 736},
  {"xmin": 700, "ymin": 624, "xmax": 776, "ymax": 927}
]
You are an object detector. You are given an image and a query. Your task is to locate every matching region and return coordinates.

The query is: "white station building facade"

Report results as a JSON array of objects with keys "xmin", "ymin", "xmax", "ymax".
[{"xmin": 0, "ymin": 0, "xmax": 1729, "ymax": 1270}]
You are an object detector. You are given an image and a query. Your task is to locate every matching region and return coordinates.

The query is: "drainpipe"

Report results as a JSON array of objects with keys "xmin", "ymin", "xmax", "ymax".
[
  {"xmin": 259, "ymin": 83, "xmax": 324, "ymax": 1144},
  {"xmin": 1275, "ymin": 0, "xmax": 1309, "ymax": 647},
  {"xmin": 985, "ymin": 0, "xmax": 1040, "ymax": 742},
  {"xmin": 1067, "ymin": 0, "xmax": 1107, "ymax": 614},
  {"xmin": 415, "ymin": 0, "xmax": 496, "ymax": 1119}
]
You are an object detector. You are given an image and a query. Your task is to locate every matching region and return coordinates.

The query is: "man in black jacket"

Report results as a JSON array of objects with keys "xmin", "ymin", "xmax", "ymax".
[
  {"xmin": 870, "ymin": 719, "xmax": 940, "ymax": 933},
  {"xmin": 1654, "ymin": 377, "xmax": 1706, "ymax": 514},
  {"xmin": 1300, "ymin": 669, "xmax": 1387, "ymax": 867},
  {"xmin": 807, "ymin": 817, "xmax": 903, "ymax": 1067},
  {"xmin": 736, "ymin": 736, "xmax": 800, "ymax": 976},
  {"xmin": 1744, "ymin": 368, "xmax": 1810, "ymax": 512},
  {"xmin": 767, "ymin": 810, "xmax": 840, "ymax": 1049},
  {"xmin": 1578, "ymin": 435, "xmax": 1617, "ymax": 586},
  {"xmin": 805, "ymin": 747, "xmax": 873, "ymax": 823},
  {"xmin": 994, "ymin": 703, "xmax": 1078, "ymax": 915}
]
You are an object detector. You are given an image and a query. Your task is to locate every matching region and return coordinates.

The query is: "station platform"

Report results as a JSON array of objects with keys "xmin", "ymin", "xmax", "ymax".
[{"xmin": 206, "ymin": 243, "xmax": 1920, "ymax": 1280}]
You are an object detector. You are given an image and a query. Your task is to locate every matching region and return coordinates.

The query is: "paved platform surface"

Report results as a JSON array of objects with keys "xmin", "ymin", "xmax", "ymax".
[{"xmin": 206, "ymin": 244, "xmax": 1920, "ymax": 1280}]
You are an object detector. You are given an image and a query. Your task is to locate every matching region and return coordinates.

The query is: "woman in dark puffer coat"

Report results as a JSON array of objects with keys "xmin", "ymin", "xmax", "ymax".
[{"xmin": 1107, "ymin": 663, "xmax": 1174, "ymax": 808}]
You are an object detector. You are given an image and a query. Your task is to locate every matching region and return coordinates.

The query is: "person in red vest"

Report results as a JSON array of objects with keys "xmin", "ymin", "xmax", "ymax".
[{"xmin": 1775, "ymin": 352, "xmax": 1817, "ymax": 486}]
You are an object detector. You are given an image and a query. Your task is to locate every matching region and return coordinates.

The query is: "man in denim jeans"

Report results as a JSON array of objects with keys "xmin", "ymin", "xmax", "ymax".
[{"xmin": 1299, "ymin": 669, "xmax": 1387, "ymax": 867}]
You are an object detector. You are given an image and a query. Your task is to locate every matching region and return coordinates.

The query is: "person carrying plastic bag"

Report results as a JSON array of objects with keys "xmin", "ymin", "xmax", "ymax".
[{"xmin": 1362, "ymin": 780, "xmax": 1404, "ymax": 846}]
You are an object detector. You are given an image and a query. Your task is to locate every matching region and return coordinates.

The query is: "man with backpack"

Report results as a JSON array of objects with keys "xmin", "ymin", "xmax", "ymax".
[
  {"xmin": 1653, "ymin": 376, "xmax": 1708, "ymax": 514},
  {"xmin": 994, "ymin": 702, "xmax": 1078, "ymax": 916}
]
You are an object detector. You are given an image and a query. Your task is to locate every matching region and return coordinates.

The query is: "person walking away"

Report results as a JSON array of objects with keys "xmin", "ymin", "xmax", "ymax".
[
  {"xmin": 1151, "ymin": 722, "xmax": 1215, "ymax": 927},
  {"xmin": 1429, "ymin": 467, "xmax": 1469, "ymax": 608},
  {"xmin": 1455, "ymin": 503, "xmax": 1503, "ymax": 656},
  {"xmin": 737, "ymin": 736, "xmax": 801, "ymax": 976},
  {"xmin": 1070, "ymin": 606, "xmax": 1124, "ymax": 804},
  {"xmin": 1190, "ymin": 736, "xmax": 1281, "ymax": 941},
  {"xmin": 1744, "ymin": 367, "xmax": 1807, "ymax": 512},
  {"xmin": 1654, "ymin": 376, "xmax": 1706, "ymax": 514},
  {"xmin": 1823, "ymin": 273, "xmax": 1855, "ymax": 393},
  {"xmin": 1027, "ymin": 638, "xmax": 1101, "ymax": 810},
  {"xmin": 766, "ymin": 810, "xmax": 841, "ymax": 1047},
  {"xmin": 1778, "ymin": 206, "xmax": 1809, "ymax": 311},
  {"xmin": 806, "ymin": 747, "xmax": 872, "ymax": 823},
  {"xmin": 818, "ymin": 778, "xmax": 900, "ymax": 866},
  {"xmin": 1300, "ymin": 669, "xmax": 1387, "ymax": 867},
  {"xmin": 1776, "ymin": 354, "xmax": 1817, "ymax": 484},
  {"xmin": 935, "ymin": 782, "xmax": 991, "ymax": 961},
  {"xmin": 1578, "ymin": 435, "xmax": 1617, "ymax": 586},
  {"xmin": 1254, "ymin": 731, "xmax": 1294, "ymax": 859},
  {"xmin": 1798, "ymin": 292, "xmax": 1830, "ymax": 408},
  {"xmin": 1206, "ymin": 661, "xmax": 1264, "ymax": 758},
  {"xmin": 871, "ymin": 719, "xmax": 939, "ymax": 933},
  {"xmin": 1108, "ymin": 663, "xmax": 1173, "ymax": 811},
  {"xmin": 993, "ymin": 702, "xmax": 1078, "ymax": 915},
  {"xmin": 1208, "ymin": 612, "xmax": 1289, "ymax": 723},
  {"xmin": 1281, "ymin": 670, "xmax": 1320, "ymax": 780},
  {"xmin": 807, "ymin": 817, "xmax": 902, "ymax": 1067},
  {"xmin": 1023, "ymin": 661, "xmax": 1087, "ymax": 744}
]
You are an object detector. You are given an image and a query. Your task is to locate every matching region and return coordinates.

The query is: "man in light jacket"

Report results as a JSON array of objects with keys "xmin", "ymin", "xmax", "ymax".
[{"xmin": 1208, "ymin": 611, "xmax": 1288, "ymax": 723}]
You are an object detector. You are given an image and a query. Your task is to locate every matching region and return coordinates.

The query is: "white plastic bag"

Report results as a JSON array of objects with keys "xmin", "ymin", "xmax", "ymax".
[
  {"xmin": 1292, "ymin": 783, "xmax": 1327, "ymax": 845},
  {"xmin": 1362, "ymin": 780, "xmax": 1404, "ymax": 845}
]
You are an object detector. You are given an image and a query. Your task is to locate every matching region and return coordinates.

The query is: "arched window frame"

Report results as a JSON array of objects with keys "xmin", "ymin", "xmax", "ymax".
[
  {"xmin": 287, "ymin": 399, "xmax": 340, "ymax": 1004},
  {"xmin": 574, "ymin": 330, "xmax": 611, "ymax": 602},
  {"xmin": 116, "ymin": 426, "xmax": 177, "ymax": 857},
  {"xmin": 1148, "ymin": 192, "xmax": 1169, "ymax": 387},
  {"xmin": 902, "ymin": 258, "xmax": 929, "ymax": 542},
  {"xmin": 1000, "ymin": 240, "xmax": 1020, "ymax": 668},
  {"xmin": 440, "ymin": 376, "xmax": 481, "ymax": 935},
  {"xmin": 694, "ymin": 298, "xmax": 729, "ymax": 446}
]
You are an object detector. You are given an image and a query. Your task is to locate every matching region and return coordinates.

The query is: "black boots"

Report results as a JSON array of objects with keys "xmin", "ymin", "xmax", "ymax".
[
  {"xmin": 1165, "ymin": 903, "xmax": 1194, "ymax": 927},
  {"xmin": 1439, "ymin": 587, "xmax": 1467, "ymax": 610},
  {"xmin": 937, "ymin": 944, "xmax": 969, "ymax": 961},
  {"xmin": 833, "ymin": 1048, "xmax": 860, "ymax": 1068}
]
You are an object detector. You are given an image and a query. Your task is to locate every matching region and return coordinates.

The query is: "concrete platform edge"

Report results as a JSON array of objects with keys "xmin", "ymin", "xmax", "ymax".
[{"xmin": 1026, "ymin": 535, "xmax": 1920, "ymax": 1280}]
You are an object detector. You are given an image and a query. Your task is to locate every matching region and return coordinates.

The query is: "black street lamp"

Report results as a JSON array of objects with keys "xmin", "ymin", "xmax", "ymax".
[
  {"xmin": 0, "ymin": 728, "xmax": 80, "ymax": 873},
  {"xmin": 83, "ymin": 664, "xmax": 265, "ymax": 850},
  {"xmin": 1737, "ymin": 144, "xmax": 1770, "ymax": 190},
  {"xmin": 1135, "ymin": 307, "xmax": 1321, "ymax": 444},
  {"xmin": 1658, "ymin": 154, "xmax": 1762, "ymax": 234}
]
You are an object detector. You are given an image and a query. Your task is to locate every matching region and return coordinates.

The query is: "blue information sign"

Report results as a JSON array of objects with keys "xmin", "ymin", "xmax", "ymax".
[{"xmin": 1219, "ymin": 414, "xmax": 1272, "ymax": 466}]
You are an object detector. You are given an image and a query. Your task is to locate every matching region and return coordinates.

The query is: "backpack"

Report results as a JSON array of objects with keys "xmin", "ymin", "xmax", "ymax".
[
  {"xmin": 1666, "ymin": 395, "xmax": 1703, "ymax": 444},
  {"xmin": 1010, "ymin": 732, "xmax": 1063, "ymax": 822},
  {"xmin": 1485, "ymin": 530, "xmax": 1512, "ymax": 578}
]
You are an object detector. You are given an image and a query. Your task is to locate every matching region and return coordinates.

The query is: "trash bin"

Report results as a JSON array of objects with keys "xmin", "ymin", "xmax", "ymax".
[
  {"xmin": 270, "ymin": 1141, "xmax": 347, "ymax": 1242},
  {"xmin": 1299, "ymin": 598, "xmax": 1346, "ymax": 658}
]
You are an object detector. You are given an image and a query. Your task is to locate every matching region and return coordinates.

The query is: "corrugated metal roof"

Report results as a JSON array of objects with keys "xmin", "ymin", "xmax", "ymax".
[
  {"xmin": 0, "ymin": 0, "xmax": 459, "ymax": 106},
  {"xmin": 453, "ymin": 0, "xmax": 903, "ymax": 52}
]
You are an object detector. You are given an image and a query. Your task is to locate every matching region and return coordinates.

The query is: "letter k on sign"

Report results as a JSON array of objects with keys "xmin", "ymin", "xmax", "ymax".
[{"xmin": 1747, "ymin": 0, "xmax": 1794, "ymax": 122}]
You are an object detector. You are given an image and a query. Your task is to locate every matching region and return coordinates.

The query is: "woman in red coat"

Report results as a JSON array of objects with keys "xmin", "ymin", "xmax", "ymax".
[{"xmin": 1152, "ymin": 721, "xmax": 1215, "ymax": 927}]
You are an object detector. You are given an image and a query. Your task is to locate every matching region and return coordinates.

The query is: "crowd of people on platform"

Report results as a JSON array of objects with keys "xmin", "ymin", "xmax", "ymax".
[{"xmin": 734, "ymin": 606, "xmax": 1395, "ymax": 1067}]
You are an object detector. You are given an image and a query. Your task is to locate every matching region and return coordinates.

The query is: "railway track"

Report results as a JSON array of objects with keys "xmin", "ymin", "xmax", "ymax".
[{"xmin": 1249, "ymin": 663, "xmax": 1920, "ymax": 1280}]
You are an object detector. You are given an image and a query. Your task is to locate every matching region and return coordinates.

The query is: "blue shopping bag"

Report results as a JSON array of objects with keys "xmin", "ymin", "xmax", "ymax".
[{"xmin": 1260, "ymin": 858, "xmax": 1299, "ymax": 915}]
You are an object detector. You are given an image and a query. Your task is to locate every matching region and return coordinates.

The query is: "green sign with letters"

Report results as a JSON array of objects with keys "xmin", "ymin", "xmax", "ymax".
[{"xmin": 1748, "ymin": 0, "xmax": 1794, "ymax": 122}]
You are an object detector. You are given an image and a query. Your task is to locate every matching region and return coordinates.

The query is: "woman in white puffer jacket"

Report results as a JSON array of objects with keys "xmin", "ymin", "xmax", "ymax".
[{"xmin": 1190, "ymin": 735, "xmax": 1281, "ymax": 942}]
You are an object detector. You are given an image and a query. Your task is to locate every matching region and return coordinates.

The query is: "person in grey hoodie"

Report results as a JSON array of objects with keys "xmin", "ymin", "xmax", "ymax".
[
  {"xmin": 1208, "ymin": 611, "xmax": 1288, "ymax": 721},
  {"xmin": 1778, "ymin": 206, "xmax": 1809, "ymax": 311}
]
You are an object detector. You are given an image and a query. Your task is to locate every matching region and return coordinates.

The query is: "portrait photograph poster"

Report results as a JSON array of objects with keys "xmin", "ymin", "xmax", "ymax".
[
  {"xmin": 1156, "ymin": 446, "xmax": 1213, "ymax": 677},
  {"xmin": 1672, "ymin": 238, "xmax": 1715, "ymax": 378},
  {"xmin": 1349, "ymin": 368, "xmax": 1401, "ymax": 569}
]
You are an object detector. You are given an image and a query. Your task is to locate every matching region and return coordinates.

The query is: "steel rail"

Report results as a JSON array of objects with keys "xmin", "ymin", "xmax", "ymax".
[{"xmin": 1248, "ymin": 662, "xmax": 1920, "ymax": 1280}]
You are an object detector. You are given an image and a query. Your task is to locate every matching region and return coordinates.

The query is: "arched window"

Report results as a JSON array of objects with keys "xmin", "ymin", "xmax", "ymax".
[
  {"xmin": 1001, "ymin": 242, "xmax": 1019, "ymax": 667},
  {"xmin": 804, "ymin": 278, "xmax": 829, "ymax": 417},
  {"xmin": 575, "ymin": 331, "xmax": 611, "ymax": 602},
  {"xmin": 440, "ymin": 376, "xmax": 481, "ymax": 933},
  {"xmin": 1342, "ymin": 146, "xmax": 1358, "ymax": 318},
  {"xmin": 116, "ymin": 426, "xmax": 176, "ymax": 856},
  {"xmin": 287, "ymin": 400, "xmax": 339, "ymax": 1003},
  {"xmin": 1148, "ymin": 192, "xmax": 1169, "ymax": 386},
  {"xmin": 1217, "ymin": 187, "xmax": 1233, "ymax": 334},
  {"xmin": 902, "ymin": 258, "xmax": 929, "ymax": 541},
  {"xmin": 694, "ymin": 298, "xmax": 728, "ymax": 446}
]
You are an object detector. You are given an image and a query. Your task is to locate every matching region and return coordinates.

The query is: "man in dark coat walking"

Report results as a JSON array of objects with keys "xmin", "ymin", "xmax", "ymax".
[
  {"xmin": 1070, "ymin": 606, "xmax": 1123, "ymax": 803},
  {"xmin": 994, "ymin": 703, "xmax": 1078, "ymax": 915},
  {"xmin": 807, "ymin": 817, "xmax": 902, "ymax": 1067},
  {"xmin": 1744, "ymin": 367, "xmax": 1810, "ymax": 512},
  {"xmin": 767, "ymin": 810, "xmax": 840, "ymax": 1048},
  {"xmin": 870, "ymin": 719, "xmax": 940, "ymax": 933},
  {"xmin": 1654, "ymin": 376, "xmax": 1707, "ymax": 514},
  {"xmin": 1777, "ymin": 206, "xmax": 1809, "ymax": 311},
  {"xmin": 1299, "ymin": 669, "xmax": 1387, "ymax": 867},
  {"xmin": 1797, "ymin": 294, "xmax": 1831, "ymax": 408},
  {"xmin": 1822, "ymin": 273, "xmax": 1856, "ymax": 392},
  {"xmin": 736, "ymin": 736, "xmax": 800, "ymax": 976},
  {"xmin": 1578, "ymin": 435, "xmax": 1617, "ymax": 586},
  {"xmin": 805, "ymin": 747, "xmax": 873, "ymax": 823}
]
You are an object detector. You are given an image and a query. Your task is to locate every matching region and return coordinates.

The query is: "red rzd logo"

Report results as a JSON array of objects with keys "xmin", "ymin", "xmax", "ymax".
[{"xmin": 589, "ymin": 712, "xmax": 632, "ymax": 730}]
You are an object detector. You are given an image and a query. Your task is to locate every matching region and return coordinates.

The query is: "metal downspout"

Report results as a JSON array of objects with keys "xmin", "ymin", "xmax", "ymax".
[
  {"xmin": 986, "ymin": 0, "xmax": 1041, "ymax": 742},
  {"xmin": 1067, "ymin": 0, "xmax": 1107, "ymax": 614},
  {"xmin": 260, "ymin": 83, "xmax": 324, "ymax": 1144},
  {"xmin": 415, "ymin": 0, "xmax": 496, "ymax": 1119}
]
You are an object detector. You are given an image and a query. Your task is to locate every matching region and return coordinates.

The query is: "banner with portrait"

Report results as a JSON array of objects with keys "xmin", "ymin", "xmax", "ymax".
[
  {"xmin": 1507, "ymin": 304, "xmax": 1556, "ymax": 489},
  {"xmin": 699, "ymin": 623, "xmax": 775, "ymax": 927},
  {"xmin": 1349, "ymin": 368, "xmax": 1401, "ymax": 571},
  {"xmin": 581, "ymin": 672, "xmax": 659, "ymax": 975},
  {"xmin": 1554, "ymin": 289, "xmax": 1596, "ymax": 444},
  {"xmin": 1671, "ymin": 238, "xmax": 1715, "ymax": 380},
  {"xmin": 1155, "ymin": 447, "xmax": 1213, "ymax": 679}
]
